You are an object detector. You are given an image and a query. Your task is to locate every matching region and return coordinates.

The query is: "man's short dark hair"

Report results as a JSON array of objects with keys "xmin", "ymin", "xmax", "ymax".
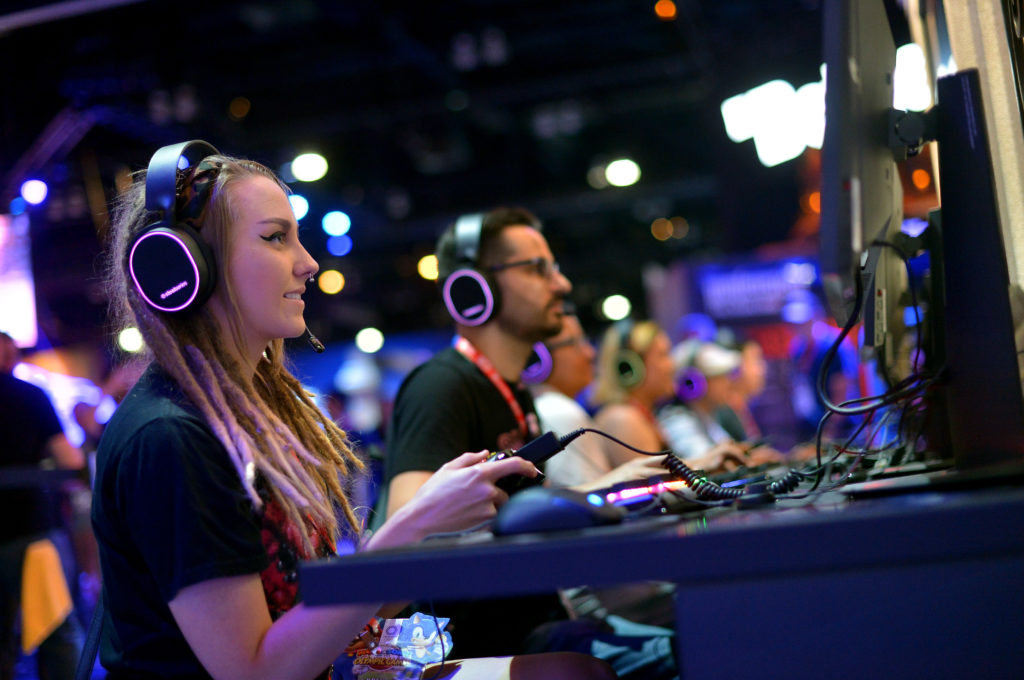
[{"xmin": 435, "ymin": 206, "xmax": 542, "ymax": 282}]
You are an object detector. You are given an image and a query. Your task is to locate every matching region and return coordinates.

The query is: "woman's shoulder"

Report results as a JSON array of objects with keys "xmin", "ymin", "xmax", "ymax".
[
  {"xmin": 594, "ymin": 402, "xmax": 645, "ymax": 429},
  {"xmin": 98, "ymin": 366, "xmax": 214, "ymax": 461}
]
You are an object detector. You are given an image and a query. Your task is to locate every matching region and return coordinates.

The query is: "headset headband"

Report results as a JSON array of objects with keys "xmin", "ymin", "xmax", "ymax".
[
  {"xmin": 454, "ymin": 212, "xmax": 484, "ymax": 264},
  {"xmin": 145, "ymin": 140, "xmax": 220, "ymax": 220}
]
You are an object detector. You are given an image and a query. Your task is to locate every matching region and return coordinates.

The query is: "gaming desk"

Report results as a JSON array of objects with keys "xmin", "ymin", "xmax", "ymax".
[{"xmin": 300, "ymin": 484, "xmax": 1024, "ymax": 678}]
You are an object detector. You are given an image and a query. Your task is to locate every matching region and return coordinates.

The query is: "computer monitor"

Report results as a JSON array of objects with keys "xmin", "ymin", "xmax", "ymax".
[
  {"xmin": 819, "ymin": 0, "xmax": 908, "ymax": 384},
  {"xmin": 819, "ymin": 0, "xmax": 1024, "ymax": 472},
  {"xmin": 930, "ymin": 70, "xmax": 1024, "ymax": 469}
]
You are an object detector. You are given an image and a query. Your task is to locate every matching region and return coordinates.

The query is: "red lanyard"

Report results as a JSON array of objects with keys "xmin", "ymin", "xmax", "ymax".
[{"xmin": 454, "ymin": 336, "xmax": 529, "ymax": 438}]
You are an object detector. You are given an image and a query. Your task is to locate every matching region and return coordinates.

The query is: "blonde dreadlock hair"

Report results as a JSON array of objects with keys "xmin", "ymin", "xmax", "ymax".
[{"xmin": 104, "ymin": 153, "xmax": 364, "ymax": 555}]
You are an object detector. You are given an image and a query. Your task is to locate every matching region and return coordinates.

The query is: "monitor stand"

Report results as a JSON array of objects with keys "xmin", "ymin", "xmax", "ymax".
[{"xmin": 839, "ymin": 461, "xmax": 1024, "ymax": 498}]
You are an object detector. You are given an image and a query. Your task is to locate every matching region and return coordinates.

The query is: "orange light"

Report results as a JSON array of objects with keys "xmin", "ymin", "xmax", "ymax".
[
  {"xmin": 670, "ymin": 216, "xmax": 689, "ymax": 239},
  {"xmin": 912, "ymin": 168, "xmax": 931, "ymax": 190},
  {"xmin": 228, "ymin": 96, "xmax": 251, "ymax": 121},
  {"xmin": 318, "ymin": 270, "xmax": 345, "ymax": 295},
  {"xmin": 651, "ymin": 217, "xmax": 673, "ymax": 241},
  {"xmin": 654, "ymin": 0, "xmax": 677, "ymax": 20},
  {"xmin": 807, "ymin": 190, "xmax": 821, "ymax": 214}
]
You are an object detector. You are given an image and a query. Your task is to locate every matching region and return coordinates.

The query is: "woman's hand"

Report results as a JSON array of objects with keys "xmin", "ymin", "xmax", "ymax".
[{"xmin": 370, "ymin": 451, "xmax": 539, "ymax": 548}]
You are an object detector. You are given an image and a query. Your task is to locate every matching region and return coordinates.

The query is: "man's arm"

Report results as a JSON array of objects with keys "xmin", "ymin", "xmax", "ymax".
[
  {"xmin": 385, "ymin": 470, "xmax": 433, "ymax": 518},
  {"xmin": 383, "ymin": 356, "xmax": 477, "ymax": 518}
]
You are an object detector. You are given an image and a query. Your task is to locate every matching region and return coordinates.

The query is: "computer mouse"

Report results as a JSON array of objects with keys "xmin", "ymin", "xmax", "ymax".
[{"xmin": 492, "ymin": 486, "xmax": 625, "ymax": 536}]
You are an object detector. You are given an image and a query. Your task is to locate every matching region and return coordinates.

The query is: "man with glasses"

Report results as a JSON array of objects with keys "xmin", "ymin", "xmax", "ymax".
[
  {"xmin": 533, "ymin": 314, "xmax": 667, "ymax": 490},
  {"xmin": 529, "ymin": 317, "xmax": 681, "ymax": 678},
  {"xmin": 378, "ymin": 206, "xmax": 573, "ymax": 659}
]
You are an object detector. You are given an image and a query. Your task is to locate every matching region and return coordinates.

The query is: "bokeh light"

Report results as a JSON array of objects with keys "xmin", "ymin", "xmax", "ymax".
[
  {"xmin": 418, "ymin": 254, "xmax": 439, "ymax": 280},
  {"xmin": 291, "ymin": 153, "xmax": 329, "ymax": 182},
  {"xmin": 327, "ymin": 234, "xmax": 353, "ymax": 257},
  {"xmin": 355, "ymin": 327, "xmax": 384, "ymax": 354},
  {"xmin": 601, "ymin": 294, "xmax": 632, "ymax": 320},
  {"xmin": 289, "ymin": 194, "xmax": 309, "ymax": 220},
  {"xmin": 605, "ymin": 158, "xmax": 641, "ymax": 187},
  {"xmin": 322, "ymin": 210, "xmax": 351, "ymax": 236},
  {"xmin": 654, "ymin": 0, "xmax": 677, "ymax": 20},
  {"xmin": 20, "ymin": 180, "xmax": 48, "ymax": 205},
  {"xmin": 228, "ymin": 96, "xmax": 251, "ymax": 121},
  {"xmin": 318, "ymin": 269, "xmax": 345, "ymax": 294},
  {"xmin": 118, "ymin": 327, "xmax": 145, "ymax": 353}
]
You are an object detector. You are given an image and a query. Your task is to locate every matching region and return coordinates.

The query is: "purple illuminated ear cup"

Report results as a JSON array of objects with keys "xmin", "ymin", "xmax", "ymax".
[
  {"xmin": 128, "ymin": 223, "xmax": 216, "ymax": 313},
  {"xmin": 442, "ymin": 268, "xmax": 499, "ymax": 325},
  {"xmin": 676, "ymin": 368, "xmax": 707, "ymax": 401},
  {"xmin": 522, "ymin": 342, "xmax": 553, "ymax": 384}
]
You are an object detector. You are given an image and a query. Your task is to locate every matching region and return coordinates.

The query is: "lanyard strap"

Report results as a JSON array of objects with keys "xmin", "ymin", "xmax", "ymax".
[{"xmin": 454, "ymin": 336, "xmax": 529, "ymax": 437}]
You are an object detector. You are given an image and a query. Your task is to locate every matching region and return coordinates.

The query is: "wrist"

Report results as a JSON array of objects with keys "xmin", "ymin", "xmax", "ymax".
[{"xmin": 364, "ymin": 503, "xmax": 426, "ymax": 551}]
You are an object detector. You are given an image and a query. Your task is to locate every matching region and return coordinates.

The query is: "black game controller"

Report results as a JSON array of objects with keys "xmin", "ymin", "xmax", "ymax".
[{"xmin": 485, "ymin": 431, "xmax": 566, "ymax": 493}]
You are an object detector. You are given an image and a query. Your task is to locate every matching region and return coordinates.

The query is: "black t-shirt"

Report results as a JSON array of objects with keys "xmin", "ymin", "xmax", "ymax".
[
  {"xmin": 383, "ymin": 346, "xmax": 566, "ymax": 659},
  {"xmin": 386, "ymin": 347, "xmax": 541, "ymax": 479},
  {"xmin": 92, "ymin": 366, "xmax": 335, "ymax": 679},
  {"xmin": 0, "ymin": 373, "xmax": 65, "ymax": 542}
]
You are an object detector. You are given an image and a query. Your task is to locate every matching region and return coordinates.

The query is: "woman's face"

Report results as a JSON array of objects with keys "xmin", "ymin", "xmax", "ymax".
[
  {"xmin": 212, "ymin": 175, "xmax": 318, "ymax": 360},
  {"xmin": 641, "ymin": 331, "xmax": 676, "ymax": 400}
]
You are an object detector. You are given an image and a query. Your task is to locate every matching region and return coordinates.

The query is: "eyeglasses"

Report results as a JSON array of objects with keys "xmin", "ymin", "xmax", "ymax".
[{"xmin": 489, "ymin": 257, "xmax": 561, "ymax": 279}]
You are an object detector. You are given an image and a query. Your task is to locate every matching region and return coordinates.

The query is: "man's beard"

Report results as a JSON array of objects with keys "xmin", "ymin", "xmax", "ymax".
[{"xmin": 496, "ymin": 302, "xmax": 565, "ymax": 345}]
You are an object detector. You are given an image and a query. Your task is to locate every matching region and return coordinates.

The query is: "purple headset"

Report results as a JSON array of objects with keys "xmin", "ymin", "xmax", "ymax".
[
  {"xmin": 675, "ymin": 339, "xmax": 708, "ymax": 402},
  {"xmin": 442, "ymin": 213, "xmax": 499, "ymax": 326},
  {"xmin": 521, "ymin": 342, "xmax": 554, "ymax": 384},
  {"xmin": 128, "ymin": 140, "xmax": 220, "ymax": 314}
]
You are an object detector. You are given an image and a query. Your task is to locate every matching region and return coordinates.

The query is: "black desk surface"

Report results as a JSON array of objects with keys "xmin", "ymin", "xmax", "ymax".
[
  {"xmin": 300, "ymin": 482, "xmax": 1024, "ymax": 605},
  {"xmin": 301, "ymin": 480, "xmax": 1024, "ymax": 678}
]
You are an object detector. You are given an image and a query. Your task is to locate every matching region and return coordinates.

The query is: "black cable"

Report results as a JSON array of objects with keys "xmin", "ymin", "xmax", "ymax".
[
  {"xmin": 554, "ymin": 427, "xmax": 672, "ymax": 457},
  {"xmin": 428, "ymin": 600, "xmax": 446, "ymax": 677},
  {"xmin": 659, "ymin": 454, "xmax": 746, "ymax": 500},
  {"xmin": 814, "ymin": 246, "xmax": 936, "ymax": 417}
]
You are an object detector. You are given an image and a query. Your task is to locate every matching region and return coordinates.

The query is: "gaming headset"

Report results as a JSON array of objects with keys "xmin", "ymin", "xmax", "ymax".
[
  {"xmin": 521, "ymin": 342, "xmax": 554, "ymax": 384},
  {"xmin": 441, "ymin": 212, "xmax": 500, "ymax": 326},
  {"xmin": 612, "ymin": 320, "xmax": 646, "ymax": 390},
  {"xmin": 674, "ymin": 338, "xmax": 709, "ymax": 402},
  {"xmin": 128, "ymin": 140, "xmax": 221, "ymax": 314}
]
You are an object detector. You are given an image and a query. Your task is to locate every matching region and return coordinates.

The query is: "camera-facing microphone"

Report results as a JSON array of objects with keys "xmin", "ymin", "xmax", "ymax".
[{"xmin": 303, "ymin": 328, "xmax": 325, "ymax": 353}]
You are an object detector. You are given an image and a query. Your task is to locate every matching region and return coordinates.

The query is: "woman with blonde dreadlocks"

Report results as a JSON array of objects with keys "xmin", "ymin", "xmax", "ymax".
[{"xmin": 90, "ymin": 141, "xmax": 615, "ymax": 680}]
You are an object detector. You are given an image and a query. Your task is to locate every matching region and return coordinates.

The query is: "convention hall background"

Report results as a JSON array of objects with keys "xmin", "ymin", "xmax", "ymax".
[{"xmin": 2, "ymin": 0, "xmax": 939, "ymax": 453}]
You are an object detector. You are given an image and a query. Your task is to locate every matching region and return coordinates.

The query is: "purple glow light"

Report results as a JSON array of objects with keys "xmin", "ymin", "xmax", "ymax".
[
  {"xmin": 128, "ymin": 230, "xmax": 200, "ymax": 312},
  {"xmin": 443, "ymin": 268, "xmax": 494, "ymax": 326}
]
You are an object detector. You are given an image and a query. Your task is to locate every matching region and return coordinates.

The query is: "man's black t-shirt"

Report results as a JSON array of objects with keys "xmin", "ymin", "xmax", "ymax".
[
  {"xmin": 384, "ymin": 345, "xmax": 567, "ymax": 659},
  {"xmin": 91, "ymin": 367, "xmax": 269, "ymax": 679},
  {"xmin": 387, "ymin": 347, "xmax": 540, "ymax": 478},
  {"xmin": 0, "ymin": 373, "xmax": 66, "ymax": 542}
]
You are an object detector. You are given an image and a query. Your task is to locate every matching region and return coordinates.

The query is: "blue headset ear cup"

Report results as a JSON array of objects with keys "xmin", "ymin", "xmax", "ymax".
[
  {"xmin": 442, "ymin": 267, "xmax": 500, "ymax": 325},
  {"xmin": 676, "ymin": 367, "xmax": 707, "ymax": 401},
  {"xmin": 521, "ymin": 342, "xmax": 553, "ymax": 385},
  {"xmin": 128, "ymin": 221, "xmax": 217, "ymax": 313},
  {"xmin": 614, "ymin": 348, "xmax": 646, "ymax": 389}
]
